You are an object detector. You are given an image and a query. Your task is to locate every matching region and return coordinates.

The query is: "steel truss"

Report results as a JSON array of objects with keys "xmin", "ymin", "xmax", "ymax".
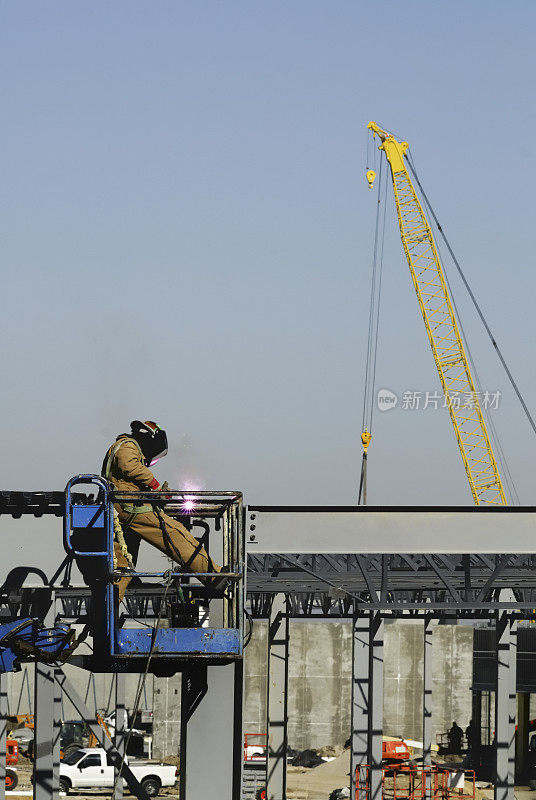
[{"xmin": 247, "ymin": 552, "xmax": 536, "ymax": 615}]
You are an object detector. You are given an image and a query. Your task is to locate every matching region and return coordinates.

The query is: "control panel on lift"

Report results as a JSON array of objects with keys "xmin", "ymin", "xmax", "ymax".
[{"xmin": 63, "ymin": 475, "xmax": 245, "ymax": 671}]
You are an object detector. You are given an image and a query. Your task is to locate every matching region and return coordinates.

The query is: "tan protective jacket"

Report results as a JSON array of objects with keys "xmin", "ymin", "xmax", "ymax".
[{"xmin": 102, "ymin": 435, "xmax": 160, "ymax": 514}]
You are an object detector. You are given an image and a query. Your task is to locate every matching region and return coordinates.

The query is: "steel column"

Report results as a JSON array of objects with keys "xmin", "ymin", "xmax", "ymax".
[
  {"xmin": 369, "ymin": 614, "xmax": 384, "ymax": 800},
  {"xmin": 471, "ymin": 690, "xmax": 482, "ymax": 767},
  {"xmin": 179, "ymin": 666, "xmax": 206, "ymax": 800},
  {"xmin": 33, "ymin": 664, "xmax": 54, "ymax": 800},
  {"xmin": 0, "ymin": 674, "xmax": 7, "ymax": 800},
  {"xmin": 266, "ymin": 594, "xmax": 289, "ymax": 800},
  {"xmin": 52, "ymin": 670, "xmax": 61, "ymax": 800},
  {"xmin": 351, "ymin": 614, "xmax": 371, "ymax": 799},
  {"xmin": 516, "ymin": 692, "xmax": 529, "ymax": 781},
  {"xmin": 180, "ymin": 663, "xmax": 242, "ymax": 800},
  {"xmin": 350, "ymin": 613, "xmax": 383, "ymax": 800},
  {"xmin": 114, "ymin": 674, "xmax": 126, "ymax": 800},
  {"xmin": 423, "ymin": 618, "xmax": 433, "ymax": 767},
  {"xmin": 495, "ymin": 614, "xmax": 516, "ymax": 800}
]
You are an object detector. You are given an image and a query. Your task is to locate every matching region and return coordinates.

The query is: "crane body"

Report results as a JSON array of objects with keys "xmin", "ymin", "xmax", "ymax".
[{"xmin": 367, "ymin": 121, "xmax": 506, "ymax": 506}]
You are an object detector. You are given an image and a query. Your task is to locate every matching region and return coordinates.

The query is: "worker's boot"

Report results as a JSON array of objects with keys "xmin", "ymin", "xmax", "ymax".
[{"xmin": 209, "ymin": 565, "xmax": 232, "ymax": 597}]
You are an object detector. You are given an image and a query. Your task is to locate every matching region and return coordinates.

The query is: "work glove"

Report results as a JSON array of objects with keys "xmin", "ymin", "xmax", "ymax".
[{"xmin": 158, "ymin": 480, "xmax": 172, "ymax": 501}]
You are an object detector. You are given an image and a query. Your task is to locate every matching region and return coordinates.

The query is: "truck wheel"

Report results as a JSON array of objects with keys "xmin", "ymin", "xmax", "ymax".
[
  {"xmin": 140, "ymin": 777, "xmax": 161, "ymax": 797},
  {"xmin": 6, "ymin": 769, "xmax": 17, "ymax": 790},
  {"xmin": 529, "ymin": 780, "xmax": 536, "ymax": 791},
  {"xmin": 59, "ymin": 778, "xmax": 71, "ymax": 795}
]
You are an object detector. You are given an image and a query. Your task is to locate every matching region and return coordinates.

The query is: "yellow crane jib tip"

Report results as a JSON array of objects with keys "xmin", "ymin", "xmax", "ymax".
[
  {"xmin": 361, "ymin": 430, "xmax": 372, "ymax": 453},
  {"xmin": 367, "ymin": 121, "xmax": 386, "ymax": 139},
  {"xmin": 366, "ymin": 169, "xmax": 376, "ymax": 189}
]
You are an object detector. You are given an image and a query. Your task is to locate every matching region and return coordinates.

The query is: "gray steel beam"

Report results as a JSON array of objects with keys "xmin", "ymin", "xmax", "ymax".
[
  {"xmin": 33, "ymin": 664, "xmax": 54, "ymax": 800},
  {"xmin": 266, "ymin": 594, "xmax": 289, "ymax": 800},
  {"xmin": 246, "ymin": 509, "xmax": 536, "ymax": 554},
  {"xmin": 495, "ymin": 614, "xmax": 516, "ymax": 800},
  {"xmin": 180, "ymin": 664, "xmax": 242, "ymax": 800}
]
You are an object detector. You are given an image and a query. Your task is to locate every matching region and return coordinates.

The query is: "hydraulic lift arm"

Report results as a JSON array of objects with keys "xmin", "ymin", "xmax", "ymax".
[{"xmin": 367, "ymin": 121, "xmax": 507, "ymax": 506}]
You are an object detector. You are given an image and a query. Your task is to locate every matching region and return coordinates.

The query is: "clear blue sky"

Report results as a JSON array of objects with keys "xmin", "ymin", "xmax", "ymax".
[{"xmin": 2, "ymin": 1, "xmax": 535, "ymax": 506}]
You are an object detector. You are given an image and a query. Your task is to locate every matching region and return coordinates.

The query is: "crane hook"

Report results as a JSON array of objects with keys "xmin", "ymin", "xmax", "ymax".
[{"xmin": 366, "ymin": 169, "xmax": 376, "ymax": 190}]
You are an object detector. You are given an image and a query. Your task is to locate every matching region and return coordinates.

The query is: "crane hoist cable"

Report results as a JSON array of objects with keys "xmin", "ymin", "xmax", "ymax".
[
  {"xmin": 405, "ymin": 151, "xmax": 536, "ymax": 445},
  {"xmin": 367, "ymin": 121, "xmax": 507, "ymax": 506},
  {"xmin": 359, "ymin": 151, "xmax": 388, "ymax": 504}
]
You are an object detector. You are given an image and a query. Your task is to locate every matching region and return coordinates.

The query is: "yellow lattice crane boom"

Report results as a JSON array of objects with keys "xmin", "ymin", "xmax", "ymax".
[{"xmin": 367, "ymin": 121, "xmax": 506, "ymax": 506}]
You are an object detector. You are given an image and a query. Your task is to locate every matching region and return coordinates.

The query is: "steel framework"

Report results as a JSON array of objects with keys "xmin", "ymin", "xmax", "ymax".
[{"xmin": 0, "ymin": 493, "xmax": 533, "ymax": 800}]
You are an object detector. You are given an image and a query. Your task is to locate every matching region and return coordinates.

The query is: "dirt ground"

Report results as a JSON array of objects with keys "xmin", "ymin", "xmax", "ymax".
[
  {"xmin": 286, "ymin": 750, "xmax": 351, "ymax": 799},
  {"xmin": 285, "ymin": 750, "xmax": 536, "ymax": 800}
]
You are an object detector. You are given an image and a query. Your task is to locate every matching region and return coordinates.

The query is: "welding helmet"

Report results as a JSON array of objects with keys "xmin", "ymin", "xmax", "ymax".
[{"xmin": 130, "ymin": 420, "xmax": 168, "ymax": 467}]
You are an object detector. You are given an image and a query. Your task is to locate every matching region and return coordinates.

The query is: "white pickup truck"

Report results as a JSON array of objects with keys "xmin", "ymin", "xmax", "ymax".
[{"xmin": 59, "ymin": 748, "xmax": 177, "ymax": 797}]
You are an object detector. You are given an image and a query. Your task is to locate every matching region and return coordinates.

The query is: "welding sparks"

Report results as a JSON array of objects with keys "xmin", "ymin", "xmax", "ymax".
[{"xmin": 182, "ymin": 497, "xmax": 195, "ymax": 512}]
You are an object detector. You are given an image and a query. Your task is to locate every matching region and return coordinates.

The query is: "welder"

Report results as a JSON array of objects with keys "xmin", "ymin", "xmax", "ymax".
[{"xmin": 102, "ymin": 420, "xmax": 223, "ymax": 600}]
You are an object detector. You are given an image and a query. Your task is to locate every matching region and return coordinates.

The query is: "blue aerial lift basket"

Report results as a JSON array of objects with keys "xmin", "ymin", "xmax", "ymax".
[{"xmin": 63, "ymin": 476, "xmax": 244, "ymax": 670}]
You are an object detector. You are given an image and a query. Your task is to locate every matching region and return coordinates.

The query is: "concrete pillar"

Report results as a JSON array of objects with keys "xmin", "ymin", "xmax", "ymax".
[
  {"xmin": 266, "ymin": 594, "xmax": 289, "ymax": 800},
  {"xmin": 495, "ymin": 614, "xmax": 516, "ymax": 800},
  {"xmin": 33, "ymin": 664, "xmax": 54, "ymax": 800},
  {"xmin": 516, "ymin": 692, "xmax": 529, "ymax": 781},
  {"xmin": 152, "ymin": 674, "xmax": 181, "ymax": 760}
]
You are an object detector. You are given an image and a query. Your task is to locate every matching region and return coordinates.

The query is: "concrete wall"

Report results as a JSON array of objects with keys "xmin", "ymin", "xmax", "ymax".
[
  {"xmin": 243, "ymin": 620, "xmax": 268, "ymax": 739},
  {"xmin": 151, "ymin": 674, "xmax": 181, "ymax": 759},
  {"xmin": 383, "ymin": 621, "xmax": 424, "ymax": 741},
  {"xmin": 244, "ymin": 619, "xmax": 475, "ymax": 751},
  {"xmin": 432, "ymin": 625, "xmax": 474, "ymax": 742},
  {"xmin": 289, "ymin": 620, "xmax": 353, "ymax": 750},
  {"xmin": 384, "ymin": 622, "xmax": 474, "ymax": 745}
]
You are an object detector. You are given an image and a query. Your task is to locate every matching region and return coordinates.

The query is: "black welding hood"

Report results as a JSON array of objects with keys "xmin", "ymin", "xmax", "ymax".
[{"xmin": 130, "ymin": 420, "xmax": 168, "ymax": 467}]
